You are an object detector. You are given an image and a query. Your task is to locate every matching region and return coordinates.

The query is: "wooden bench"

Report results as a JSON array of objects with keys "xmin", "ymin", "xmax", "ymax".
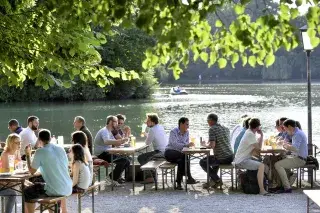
[
  {"xmin": 159, "ymin": 162, "xmax": 177, "ymax": 190},
  {"xmin": 31, "ymin": 182, "xmax": 102, "ymax": 213},
  {"xmin": 298, "ymin": 164, "xmax": 317, "ymax": 188},
  {"xmin": 31, "ymin": 196, "xmax": 65, "ymax": 213},
  {"xmin": 140, "ymin": 161, "xmax": 166, "ymax": 190},
  {"xmin": 304, "ymin": 190, "xmax": 320, "ymax": 213},
  {"xmin": 73, "ymin": 182, "xmax": 102, "ymax": 213}
]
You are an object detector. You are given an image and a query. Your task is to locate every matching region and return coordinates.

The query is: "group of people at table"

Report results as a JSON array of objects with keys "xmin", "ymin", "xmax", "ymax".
[{"xmin": 0, "ymin": 112, "xmax": 308, "ymax": 212}]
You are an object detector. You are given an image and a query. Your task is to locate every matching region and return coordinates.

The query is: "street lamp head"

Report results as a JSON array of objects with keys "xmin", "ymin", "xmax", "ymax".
[{"xmin": 300, "ymin": 25, "xmax": 313, "ymax": 51}]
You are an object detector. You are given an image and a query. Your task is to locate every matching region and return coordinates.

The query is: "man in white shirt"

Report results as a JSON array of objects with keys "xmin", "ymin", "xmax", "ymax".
[
  {"xmin": 234, "ymin": 118, "xmax": 269, "ymax": 195},
  {"xmin": 138, "ymin": 113, "xmax": 168, "ymax": 183},
  {"xmin": 19, "ymin": 116, "xmax": 39, "ymax": 159}
]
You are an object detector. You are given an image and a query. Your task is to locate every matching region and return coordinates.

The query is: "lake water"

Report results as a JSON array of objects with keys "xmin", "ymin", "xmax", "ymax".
[{"xmin": 0, "ymin": 83, "xmax": 319, "ymax": 148}]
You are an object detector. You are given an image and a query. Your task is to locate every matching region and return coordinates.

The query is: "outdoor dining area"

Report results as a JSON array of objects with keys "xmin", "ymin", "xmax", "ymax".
[{"xmin": 0, "ymin": 113, "xmax": 319, "ymax": 213}]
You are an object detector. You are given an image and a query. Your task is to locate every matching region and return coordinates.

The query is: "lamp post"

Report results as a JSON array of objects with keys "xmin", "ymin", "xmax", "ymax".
[{"xmin": 300, "ymin": 25, "xmax": 313, "ymax": 183}]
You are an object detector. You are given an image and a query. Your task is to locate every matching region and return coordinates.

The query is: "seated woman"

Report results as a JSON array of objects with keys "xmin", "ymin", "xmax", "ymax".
[
  {"xmin": 0, "ymin": 134, "xmax": 21, "ymax": 213},
  {"xmin": 71, "ymin": 131, "xmax": 93, "ymax": 183},
  {"xmin": 164, "ymin": 117, "xmax": 197, "ymax": 190},
  {"xmin": 70, "ymin": 144, "xmax": 91, "ymax": 193}
]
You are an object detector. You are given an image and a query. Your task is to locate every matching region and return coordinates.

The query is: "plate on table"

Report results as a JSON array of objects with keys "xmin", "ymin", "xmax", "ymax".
[
  {"xmin": 13, "ymin": 170, "xmax": 28, "ymax": 175},
  {"xmin": 0, "ymin": 172, "xmax": 12, "ymax": 176}
]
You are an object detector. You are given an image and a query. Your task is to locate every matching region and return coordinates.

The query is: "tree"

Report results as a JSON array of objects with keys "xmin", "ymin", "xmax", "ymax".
[{"xmin": 1, "ymin": 0, "xmax": 319, "ymax": 88}]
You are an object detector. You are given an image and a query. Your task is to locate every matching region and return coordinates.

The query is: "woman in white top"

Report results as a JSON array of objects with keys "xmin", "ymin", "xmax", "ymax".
[
  {"xmin": 72, "ymin": 131, "xmax": 93, "ymax": 184},
  {"xmin": 70, "ymin": 144, "xmax": 91, "ymax": 192},
  {"xmin": 0, "ymin": 134, "xmax": 21, "ymax": 213}
]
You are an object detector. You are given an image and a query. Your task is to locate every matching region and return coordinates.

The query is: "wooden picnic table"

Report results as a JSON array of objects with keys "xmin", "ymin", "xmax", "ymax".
[
  {"xmin": 0, "ymin": 172, "xmax": 33, "ymax": 213},
  {"xmin": 182, "ymin": 147, "xmax": 211, "ymax": 192},
  {"xmin": 304, "ymin": 190, "xmax": 320, "ymax": 213},
  {"xmin": 107, "ymin": 143, "xmax": 149, "ymax": 193}
]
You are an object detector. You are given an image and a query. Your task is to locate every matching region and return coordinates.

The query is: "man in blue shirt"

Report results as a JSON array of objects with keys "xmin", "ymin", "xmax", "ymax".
[
  {"xmin": 164, "ymin": 117, "xmax": 197, "ymax": 190},
  {"xmin": 24, "ymin": 129, "xmax": 72, "ymax": 213},
  {"xmin": 275, "ymin": 119, "xmax": 307, "ymax": 193}
]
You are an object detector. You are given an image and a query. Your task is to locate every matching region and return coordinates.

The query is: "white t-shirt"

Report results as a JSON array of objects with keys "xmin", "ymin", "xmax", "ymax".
[
  {"xmin": 145, "ymin": 124, "xmax": 168, "ymax": 153},
  {"xmin": 19, "ymin": 127, "xmax": 37, "ymax": 155},
  {"xmin": 234, "ymin": 129, "xmax": 257, "ymax": 164}
]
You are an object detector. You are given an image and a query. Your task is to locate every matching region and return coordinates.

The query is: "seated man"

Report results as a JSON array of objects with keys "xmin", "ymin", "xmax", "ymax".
[
  {"xmin": 234, "ymin": 118, "xmax": 269, "ymax": 195},
  {"xmin": 275, "ymin": 119, "xmax": 307, "ymax": 193},
  {"xmin": 234, "ymin": 117, "xmax": 251, "ymax": 154},
  {"xmin": 24, "ymin": 129, "xmax": 72, "ymax": 213},
  {"xmin": 138, "ymin": 113, "xmax": 168, "ymax": 183},
  {"xmin": 8, "ymin": 119, "xmax": 23, "ymax": 134},
  {"xmin": 164, "ymin": 117, "xmax": 197, "ymax": 190},
  {"xmin": 94, "ymin": 115, "xmax": 129, "ymax": 184},
  {"xmin": 200, "ymin": 113, "xmax": 234, "ymax": 189}
]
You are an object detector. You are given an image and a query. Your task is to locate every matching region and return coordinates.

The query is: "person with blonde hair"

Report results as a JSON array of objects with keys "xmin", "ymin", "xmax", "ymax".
[{"xmin": 0, "ymin": 134, "xmax": 21, "ymax": 213}]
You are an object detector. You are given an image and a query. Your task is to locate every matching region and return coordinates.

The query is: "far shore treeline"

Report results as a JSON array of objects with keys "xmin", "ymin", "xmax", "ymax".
[{"xmin": 1, "ymin": 0, "xmax": 320, "ymax": 102}]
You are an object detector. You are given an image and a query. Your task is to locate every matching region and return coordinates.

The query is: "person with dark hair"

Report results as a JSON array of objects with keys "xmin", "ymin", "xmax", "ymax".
[
  {"xmin": 234, "ymin": 118, "xmax": 269, "ymax": 196},
  {"xmin": 72, "ymin": 131, "xmax": 93, "ymax": 183},
  {"xmin": 19, "ymin": 116, "xmax": 39, "ymax": 159},
  {"xmin": 200, "ymin": 113, "xmax": 234, "ymax": 189},
  {"xmin": 138, "ymin": 113, "xmax": 168, "ymax": 183},
  {"xmin": 24, "ymin": 129, "xmax": 72, "ymax": 213},
  {"xmin": 8, "ymin": 119, "xmax": 23, "ymax": 134},
  {"xmin": 164, "ymin": 117, "xmax": 197, "ymax": 190},
  {"xmin": 112, "ymin": 114, "xmax": 131, "ymax": 139},
  {"xmin": 233, "ymin": 117, "xmax": 251, "ymax": 154},
  {"xmin": 275, "ymin": 119, "xmax": 307, "ymax": 193},
  {"xmin": 94, "ymin": 116, "xmax": 129, "ymax": 185},
  {"xmin": 275, "ymin": 117, "xmax": 291, "ymax": 142},
  {"xmin": 73, "ymin": 116, "xmax": 93, "ymax": 154},
  {"xmin": 70, "ymin": 144, "xmax": 91, "ymax": 193}
]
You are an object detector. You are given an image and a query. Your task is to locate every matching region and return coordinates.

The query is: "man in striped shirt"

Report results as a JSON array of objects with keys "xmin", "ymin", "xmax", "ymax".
[{"xmin": 200, "ymin": 113, "xmax": 234, "ymax": 189}]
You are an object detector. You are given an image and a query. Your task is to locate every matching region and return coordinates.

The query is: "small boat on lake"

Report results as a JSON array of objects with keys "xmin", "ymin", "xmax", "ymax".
[{"xmin": 170, "ymin": 87, "xmax": 188, "ymax": 95}]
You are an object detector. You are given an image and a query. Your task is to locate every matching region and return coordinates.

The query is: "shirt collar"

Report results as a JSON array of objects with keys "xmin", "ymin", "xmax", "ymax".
[{"xmin": 293, "ymin": 127, "xmax": 299, "ymax": 135}]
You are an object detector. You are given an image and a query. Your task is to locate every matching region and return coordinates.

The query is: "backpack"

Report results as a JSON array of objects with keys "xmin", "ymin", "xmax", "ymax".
[
  {"xmin": 306, "ymin": 155, "xmax": 319, "ymax": 170},
  {"xmin": 239, "ymin": 170, "xmax": 267, "ymax": 194}
]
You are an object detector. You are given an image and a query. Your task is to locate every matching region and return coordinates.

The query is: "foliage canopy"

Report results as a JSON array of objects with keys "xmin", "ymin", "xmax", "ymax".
[{"xmin": 0, "ymin": 0, "xmax": 319, "ymax": 88}]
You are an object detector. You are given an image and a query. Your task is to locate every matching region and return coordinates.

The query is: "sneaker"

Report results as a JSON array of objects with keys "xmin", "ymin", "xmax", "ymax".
[
  {"xmin": 202, "ymin": 180, "xmax": 216, "ymax": 189},
  {"xmin": 289, "ymin": 173, "xmax": 297, "ymax": 186},
  {"xmin": 175, "ymin": 183, "xmax": 183, "ymax": 190},
  {"xmin": 212, "ymin": 180, "xmax": 223, "ymax": 189},
  {"xmin": 275, "ymin": 188, "xmax": 292, "ymax": 194},
  {"xmin": 117, "ymin": 178, "xmax": 126, "ymax": 184},
  {"xmin": 187, "ymin": 178, "xmax": 199, "ymax": 184}
]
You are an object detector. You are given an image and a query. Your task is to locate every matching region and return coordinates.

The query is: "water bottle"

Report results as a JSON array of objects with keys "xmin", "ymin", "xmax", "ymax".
[{"xmin": 51, "ymin": 135, "xmax": 57, "ymax": 144}]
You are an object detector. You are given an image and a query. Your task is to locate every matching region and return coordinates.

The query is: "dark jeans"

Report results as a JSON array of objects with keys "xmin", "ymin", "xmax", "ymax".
[
  {"xmin": 164, "ymin": 149, "xmax": 192, "ymax": 184},
  {"xmin": 137, "ymin": 150, "xmax": 161, "ymax": 178},
  {"xmin": 199, "ymin": 155, "xmax": 234, "ymax": 181},
  {"xmin": 98, "ymin": 152, "xmax": 130, "ymax": 181}
]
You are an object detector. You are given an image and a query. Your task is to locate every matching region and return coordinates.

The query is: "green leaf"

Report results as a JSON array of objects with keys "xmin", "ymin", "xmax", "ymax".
[
  {"xmin": 72, "ymin": 68, "xmax": 80, "ymax": 75},
  {"xmin": 295, "ymin": 0, "xmax": 302, "ymax": 7},
  {"xmin": 69, "ymin": 49, "xmax": 75, "ymax": 57},
  {"xmin": 215, "ymin": 20, "xmax": 223, "ymax": 28},
  {"xmin": 142, "ymin": 59, "xmax": 150, "ymax": 70},
  {"xmin": 62, "ymin": 81, "xmax": 72, "ymax": 88},
  {"xmin": 208, "ymin": 52, "xmax": 217, "ymax": 67},
  {"xmin": 265, "ymin": 54, "xmax": 275, "ymax": 67},
  {"xmin": 150, "ymin": 55, "xmax": 159, "ymax": 66},
  {"xmin": 234, "ymin": 5, "xmax": 245, "ymax": 15},
  {"xmin": 241, "ymin": 56, "xmax": 247, "ymax": 66},
  {"xmin": 248, "ymin": 56, "xmax": 256, "ymax": 67},
  {"xmin": 218, "ymin": 58, "xmax": 227, "ymax": 68},
  {"xmin": 231, "ymin": 53, "xmax": 239, "ymax": 65},
  {"xmin": 200, "ymin": 52, "xmax": 208, "ymax": 62}
]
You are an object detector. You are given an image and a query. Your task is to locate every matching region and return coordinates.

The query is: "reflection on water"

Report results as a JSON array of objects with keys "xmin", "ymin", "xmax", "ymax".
[{"xmin": 0, "ymin": 83, "xmax": 319, "ymax": 147}]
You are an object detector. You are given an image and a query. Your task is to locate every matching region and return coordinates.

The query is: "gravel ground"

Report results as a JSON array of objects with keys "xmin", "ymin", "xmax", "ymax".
[{"xmin": 62, "ymin": 181, "xmax": 311, "ymax": 213}]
